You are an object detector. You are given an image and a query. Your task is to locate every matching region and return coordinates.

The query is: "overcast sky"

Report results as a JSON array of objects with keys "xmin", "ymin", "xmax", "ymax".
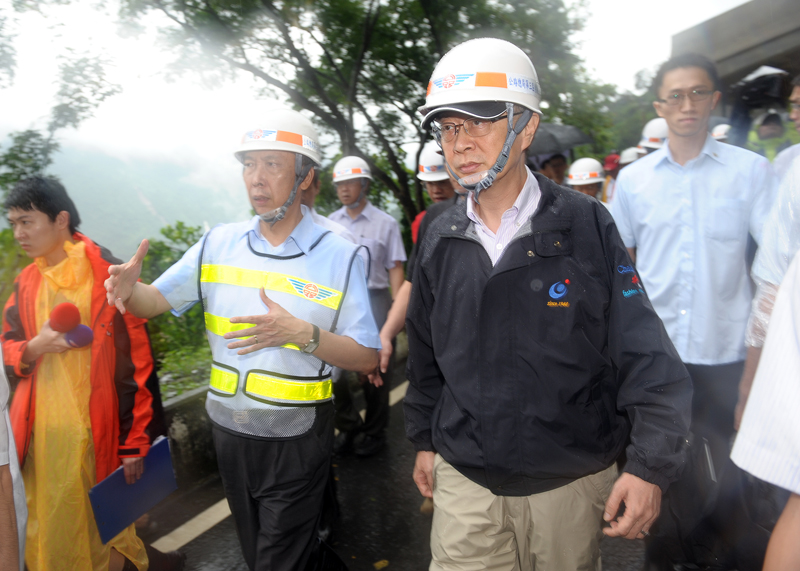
[{"xmin": 0, "ymin": 0, "xmax": 752, "ymax": 179}]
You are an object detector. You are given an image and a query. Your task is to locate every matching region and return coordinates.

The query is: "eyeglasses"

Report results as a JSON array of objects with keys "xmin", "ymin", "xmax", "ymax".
[
  {"xmin": 790, "ymin": 103, "xmax": 800, "ymax": 113},
  {"xmin": 657, "ymin": 89, "xmax": 714, "ymax": 106},
  {"xmin": 433, "ymin": 115, "xmax": 507, "ymax": 143}
]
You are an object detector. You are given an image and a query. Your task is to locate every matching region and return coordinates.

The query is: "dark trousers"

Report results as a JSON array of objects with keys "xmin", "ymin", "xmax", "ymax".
[
  {"xmin": 686, "ymin": 361, "xmax": 743, "ymax": 473},
  {"xmin": 333, "ymin": 288, "xmax": 393, "ymax": 437},
  {"xmin": 213, "ymin": 404, "xmax": 334, "ymax": 571}
]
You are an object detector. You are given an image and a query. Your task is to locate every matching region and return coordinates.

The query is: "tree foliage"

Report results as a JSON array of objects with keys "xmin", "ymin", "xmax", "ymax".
[
  {"xmin": 117, "ymin": 0, "xmax": 615, "ymax": 222},
  {"xmin": 139, "ymin": 221, "xmax": 207, "ymax": 359}
]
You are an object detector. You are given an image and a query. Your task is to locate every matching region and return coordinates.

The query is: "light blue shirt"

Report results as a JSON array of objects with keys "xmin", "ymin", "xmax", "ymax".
[
  {"xmin": 329, "ymin": 201, "xmax": 407, "ymax": 290},
  {"xmin": 153, "ymin": 208, "xmax": 380, "ymax": 351},
  {"xmin": 612, "ymin": 135, "xmax": 778, "ymax": 365}
]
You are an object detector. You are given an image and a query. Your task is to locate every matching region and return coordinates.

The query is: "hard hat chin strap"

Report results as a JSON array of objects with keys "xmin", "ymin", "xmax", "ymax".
[
  {"xmin": 345, "ymin": 178, "xmax": 369, "ymax": 210},
  {"xmin": 437, "ymin": 103, "xmax": 533, "ymax": 205},
  {"xmin": 259, "ymin": 154, "xmax": 313, "ymax": 226}
]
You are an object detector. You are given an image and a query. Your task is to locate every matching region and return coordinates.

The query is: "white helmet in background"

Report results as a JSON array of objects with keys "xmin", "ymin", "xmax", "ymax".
[
  {"xmin": 638, "ymin": 118, "xmax": 668, "ymax": 150},
  {"xmin": 234, "ymin": 108, "xmax": 321, "ymax": 225},
  {"xmin": 333, "ymin": 156, "xmax": 372, "ymax": 209},
  {"xmin": 332, "ymin": 156, "xmax": 373, "ymax": 183},
  {"xmin": 712, "ymin": 123, "xmax": 731, "ymax": 141},
  {"xmin": 567, "ymin": 158, "xmax": 604, "ymax": 186},
  {"xmin": 417, "ymin": 141, "xmax": 449, "ymax": 182},
  {"xmin": 619, "ymin": 147, "xmax": 639, "ymax": 165},
  {"xmin": 419, "ymin": 38, "xmax": 540, "ymax": 202}
]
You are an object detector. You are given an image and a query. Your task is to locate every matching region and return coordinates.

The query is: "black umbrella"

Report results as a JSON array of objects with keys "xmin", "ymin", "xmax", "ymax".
[{"xmin": 528, "ymin": 122, "xmax": 593, "ymax": 155}]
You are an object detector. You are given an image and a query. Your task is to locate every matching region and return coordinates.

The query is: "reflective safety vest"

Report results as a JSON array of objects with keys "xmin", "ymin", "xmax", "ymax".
[{"xmin": 197, "ymin": 221, "xmax": 365, "ymax": 438}]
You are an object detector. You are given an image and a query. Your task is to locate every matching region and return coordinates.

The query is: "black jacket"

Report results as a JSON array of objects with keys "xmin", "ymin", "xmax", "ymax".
[{"xmin": 404, "ymin": 173, "xmax": 692, "ymax": 496}]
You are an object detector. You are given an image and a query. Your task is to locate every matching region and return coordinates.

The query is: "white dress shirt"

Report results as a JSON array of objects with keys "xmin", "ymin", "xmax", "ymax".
[
  {"xmin": 612, "ymin": 134, "xmax": 778, "ymax": 364},
  {"xmin": 466, "ymin": 167, "xmax": 541, "ymax": 266},
  {"xmin": 329, "ymin": 202, "xmax": 407, "ymax": 290},
  {"xmin": 732, "ymin": 251, "xmax": 800, "ymax": 495}
]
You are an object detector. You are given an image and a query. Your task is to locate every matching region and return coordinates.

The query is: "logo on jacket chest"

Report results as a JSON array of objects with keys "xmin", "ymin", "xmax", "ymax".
[{"xmin": 547, "ymin": 279, "xmax": 570, "ymax": 307}]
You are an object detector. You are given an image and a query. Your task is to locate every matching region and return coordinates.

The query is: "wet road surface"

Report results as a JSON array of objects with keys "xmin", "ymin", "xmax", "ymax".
[{"xmin": 140, "ymin": 361, "xmax": 645, "ymax": 570}]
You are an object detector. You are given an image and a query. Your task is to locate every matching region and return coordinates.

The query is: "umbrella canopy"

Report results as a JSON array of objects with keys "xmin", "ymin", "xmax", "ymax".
[{"xmin": 528, "ymin": 122, "xmax": 593, "ymax": 155}]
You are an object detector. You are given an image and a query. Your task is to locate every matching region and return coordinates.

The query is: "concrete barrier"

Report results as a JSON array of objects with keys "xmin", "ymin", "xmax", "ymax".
[{"xmin": 162, "ymin": 386, "xmax": 217, "ymax": 488}]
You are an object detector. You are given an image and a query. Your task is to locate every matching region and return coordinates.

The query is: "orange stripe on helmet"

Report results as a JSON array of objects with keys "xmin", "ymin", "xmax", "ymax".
[
  {"xmin": 276, "ymin": 131, "xmax": 304, "ymax": 146},
  {"xmin": 475, "ymin": 72, "xmax": 507, "ymax": 88},
  {"xmin": 426, "ymin": 82, "xmax": 432, "ymax": 97}
]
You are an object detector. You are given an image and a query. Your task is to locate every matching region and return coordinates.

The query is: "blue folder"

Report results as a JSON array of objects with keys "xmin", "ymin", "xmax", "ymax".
[{"xmin": 89, "ymin": 436, "xmax": 178, "ymax": 544}]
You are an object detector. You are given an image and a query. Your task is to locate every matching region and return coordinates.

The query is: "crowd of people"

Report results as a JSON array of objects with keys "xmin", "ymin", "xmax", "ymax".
[{"xmin": 1, "ymin": 34, "xmax": 800, "ymax": 571}]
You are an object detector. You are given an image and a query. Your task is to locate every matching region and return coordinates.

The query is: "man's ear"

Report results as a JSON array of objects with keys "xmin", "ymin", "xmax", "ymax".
[
  {"xmin": 55, "ymin": 211, "xmax": 70, "ymax": 232},
  {"xmin": 653, "ymin": 101, "xmax": 665, "ymax": 118},
  {"xmin": 299, "ymin": 167, "xmax": 315, "ymax": 191},
  {"xmin": 521, "ymin": 112, "xmax": 540, "ymax": 149}
]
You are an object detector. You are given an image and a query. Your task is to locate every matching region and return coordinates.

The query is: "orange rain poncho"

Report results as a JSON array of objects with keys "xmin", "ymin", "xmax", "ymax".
[{"xmin": 22, "ymin": 241, "xmax": 148, "ymax": 571}]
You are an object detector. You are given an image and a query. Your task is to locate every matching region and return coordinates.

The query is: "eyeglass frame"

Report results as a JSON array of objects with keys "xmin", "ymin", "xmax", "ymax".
[
  {"xmin": 432, "ymin": 114, "xmax": 509, "ymax": 143},
  {"xmin": 656, "ymin": 89, "xmax": 716, "ymax": 106}
]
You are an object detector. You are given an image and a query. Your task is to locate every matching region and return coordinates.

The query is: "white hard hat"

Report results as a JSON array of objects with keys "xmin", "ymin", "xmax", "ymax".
[
  {"xmin": 417, "ymin": 141, "xmax": 449, "ymax": 182},
  {"xmin": 419, "ymin": 37, "xmax": 542, "ymax": 128},
  {"xmin": 333, "ymin": 156, "xmax": 373, "ymax": 183},
  {"xmin": 639, "ymin": 118, "xmax": 668, "ymax": 150},
  {"xmin": 234, "ymin": 108, "xmax": 321, "ymax": 165},
  {"xmin": 567, "ymin": 158, "xmax": 604, "ymax": 186},
  {"xmin": 619, "ymin": 147, "xmax": 639, "ymax": 165},
  {"xmin": 712, "ymin": 123, "xmax": 731, "ymax": 140}
]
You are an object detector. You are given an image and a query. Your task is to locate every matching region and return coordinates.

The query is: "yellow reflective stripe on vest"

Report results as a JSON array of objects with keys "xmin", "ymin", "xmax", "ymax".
[
  {"xmin": 245, "ymin": 372, "xmax": 333, "ymax": 403},
  {"xmin": 210, "ymin": 364, "xmax": 238, "ymax": 395},
  {"xmin": 201, "ymin": 265, "xmax": 342, "ymax": 310},
  {"xmin": 204, "ymin": 312, "xmax": 300, "ymax": 351}
]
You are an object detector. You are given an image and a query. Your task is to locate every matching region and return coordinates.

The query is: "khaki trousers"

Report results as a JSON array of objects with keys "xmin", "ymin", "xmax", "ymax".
[{"xmin": 430, "ymin": 455, "xmax": 618, "ymax": 571}]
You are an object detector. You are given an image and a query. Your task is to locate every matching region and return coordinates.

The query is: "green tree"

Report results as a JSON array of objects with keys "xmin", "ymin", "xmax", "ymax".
[
  {"xmin": 139, "ymin": 221, "xmax": 207, "ymax": 358},
  {"xmin": 115, "ymin": 0, "xmax": 615, "ymax": 222}
]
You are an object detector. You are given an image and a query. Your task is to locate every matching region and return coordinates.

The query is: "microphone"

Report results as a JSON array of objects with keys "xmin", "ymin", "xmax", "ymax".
[
  {"xmin": 65, "ymin": 324, "xmax": 94, "ymax": 348},
  {"xmin": 49, "ymin": 302, "xmax": 94, "ymax": 348},
  {"xmin": 50, "ymin": 302, "xmax": 81, "ymax": 333}
]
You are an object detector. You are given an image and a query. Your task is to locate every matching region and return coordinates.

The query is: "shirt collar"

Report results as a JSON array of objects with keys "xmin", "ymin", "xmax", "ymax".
[
  {"xmin": 242, "ymin": 206, "xmax": 322, "ymax": 255},
  {"xmin": 659, "ymin": 133, "xmax": 726, "ymax": 168},
  {"xmin": 466, "ymin": 167, "xmax": 540, "ymax": 228}
]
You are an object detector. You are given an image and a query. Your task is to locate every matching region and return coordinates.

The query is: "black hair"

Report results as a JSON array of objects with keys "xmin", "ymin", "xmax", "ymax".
[
  {"xmin": 652, "ymin": 53, "xmax": 721, "ymax": 95},
  {"xmin": 761, "ymin": 113, "xmax": 783, "ymax": 127},
  {"xmin": 4, "ymin": 176, "xmax": 81, "ymax": 234},
  {"xmin": 792, "ymin": 74, "xmax": 800, "ymax": 88},
  {"xmin": 540, "ymin": 154, "xmax": 567, "ymax": 169}
]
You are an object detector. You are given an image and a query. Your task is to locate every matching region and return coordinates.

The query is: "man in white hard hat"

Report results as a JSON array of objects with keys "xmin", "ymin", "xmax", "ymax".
[
  {"xmin": 405, "ymin": 37, "xmax": 691, "ymax": 569},
  {"xmin": 774, "ymin": 74, "xmax": 800, "ymax": 182},
  {"xmin": 328, "ymin": 157, "xmax": 406, "ymax": 457},
  {"xmin": 411, "ymin": 141, "xmax": 457, "ymax": 243},
  {"xmin": 638, "ymin": 117, "xmax": 668, "ymax": 156},
  {"xmin": 619, "ymin": 146, "xmax": 639, "ymax": 168},
  {"xmin": 104, "ymin": 108, "xmax": 380, "ymax": 570},
  {"xmin": 612, "ymin": 53, "xmax": 778, "ymax": 567},
  {"xmin": 568, "ymin": 157, "xmax": 605, "ymax": 200},
  {"xmin": 712, "ymin": 123, "xmax": 731, "ymax": 142}
]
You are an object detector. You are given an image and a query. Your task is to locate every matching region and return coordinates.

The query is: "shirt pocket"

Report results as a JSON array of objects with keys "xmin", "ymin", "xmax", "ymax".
[{"xmin": 705, "ymin": 198, "xmax": 747, "ymax": 241}]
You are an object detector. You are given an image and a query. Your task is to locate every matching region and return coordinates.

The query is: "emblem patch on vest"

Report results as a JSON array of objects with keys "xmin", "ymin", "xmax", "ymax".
[{"xmin": 288, "ymin": 278, "xmax": 336, "ymax": 301}]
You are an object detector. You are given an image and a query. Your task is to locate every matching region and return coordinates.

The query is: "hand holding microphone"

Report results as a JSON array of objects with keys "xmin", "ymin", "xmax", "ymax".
[{"xmin": 50, "ymin": 302, "xmax": 93, "ymax": 348}]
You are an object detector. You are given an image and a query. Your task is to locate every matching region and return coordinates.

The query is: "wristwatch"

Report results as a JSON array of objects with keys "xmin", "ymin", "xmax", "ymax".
[{"xmin": 301, "ymin": 324, "xmax": 320, "ymax": 354}]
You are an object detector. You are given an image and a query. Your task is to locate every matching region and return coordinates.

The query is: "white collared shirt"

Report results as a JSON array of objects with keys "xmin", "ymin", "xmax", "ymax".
[
  {"xmin": 612, "ymin": 135, "xmax": 778, "ymax": 364},
  {"xmin": 732, "ymin": 250, "xmax": 800, "ymax": 494},
  {"xmin": 465, "ymin": 167, "xmax": 541, "ymax": 266},
  {"xmin": 328, "ymin": 201, "xmax": 407, "ymax": 290}
]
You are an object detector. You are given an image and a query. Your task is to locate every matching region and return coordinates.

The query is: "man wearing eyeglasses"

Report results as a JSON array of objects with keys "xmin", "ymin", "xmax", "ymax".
[
  {"xmin": 405, "ymin": 38, "xmax": 691, "ymax": 570},
  {"xmin": 612, "ymin": 53, "xmax": 779, "ymax": 567}
]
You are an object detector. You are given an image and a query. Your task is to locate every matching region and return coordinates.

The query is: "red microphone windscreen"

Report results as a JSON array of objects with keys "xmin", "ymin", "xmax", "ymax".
[
  {"xmin": 50, "ymin": 303, "xmax": 81, "ymax": 333},
  {"xmin": 65, "ymin": 324, "xmax": 94, "ymax": 348}
]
